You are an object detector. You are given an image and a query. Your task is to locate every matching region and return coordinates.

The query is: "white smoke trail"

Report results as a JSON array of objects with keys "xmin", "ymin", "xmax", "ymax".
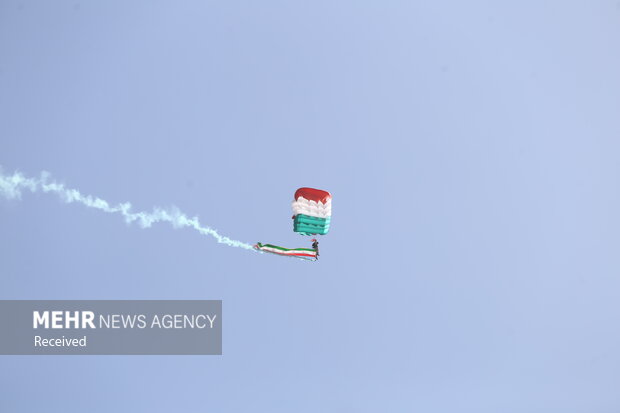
[{"xmin": 0, "ymin": 168, "xmax": 255, "ymax": 251}]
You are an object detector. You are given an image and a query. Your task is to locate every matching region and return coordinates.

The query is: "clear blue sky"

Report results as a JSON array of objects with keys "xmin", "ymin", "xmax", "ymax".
[{"xmin": 1, "ymin": 1, "xmax": 620, "ymax": 411}]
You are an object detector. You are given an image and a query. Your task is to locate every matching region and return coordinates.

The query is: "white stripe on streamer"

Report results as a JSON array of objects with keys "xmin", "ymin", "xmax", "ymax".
[{"xmin": 0, "ymin": 168, "xmax": 255, "ymax": 251}]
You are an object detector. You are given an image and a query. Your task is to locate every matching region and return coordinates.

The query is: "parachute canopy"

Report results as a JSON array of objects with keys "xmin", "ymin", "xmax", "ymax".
[{"xmin": 292, "ymin": 187, "xmax": 332, "ymax": 235}]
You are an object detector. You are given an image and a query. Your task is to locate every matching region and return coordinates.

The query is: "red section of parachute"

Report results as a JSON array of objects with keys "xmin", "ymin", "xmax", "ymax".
[{"xmin": 294, "ymin": 188, "xmax": 332, "ymax": 203}]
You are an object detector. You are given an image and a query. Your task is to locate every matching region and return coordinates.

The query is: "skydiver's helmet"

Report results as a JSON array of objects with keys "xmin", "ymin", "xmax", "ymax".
[{"xmin": 311, "ymin": 239, "xmax": 317, "ymax": 242}]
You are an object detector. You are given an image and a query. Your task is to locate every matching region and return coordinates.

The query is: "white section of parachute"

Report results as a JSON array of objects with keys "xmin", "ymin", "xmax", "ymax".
[{"xmin": 292, "ymin": 196, "xmax": 332, "ymax": 218}]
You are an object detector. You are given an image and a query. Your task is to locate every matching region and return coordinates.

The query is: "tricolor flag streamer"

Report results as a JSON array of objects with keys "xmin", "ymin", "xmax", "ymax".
[
  {"xmin": 0, "ymin": 168, "xmax": 255, "ymax": 250},
  {"xmin": 254, "ymin": 243, "xmax": 317, "ymax": 260}
]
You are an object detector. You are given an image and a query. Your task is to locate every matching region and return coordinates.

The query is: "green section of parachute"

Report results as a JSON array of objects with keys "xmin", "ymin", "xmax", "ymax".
[{"xmin": 293, "ymin": 214, "xmax": 330, "ymax": 235}]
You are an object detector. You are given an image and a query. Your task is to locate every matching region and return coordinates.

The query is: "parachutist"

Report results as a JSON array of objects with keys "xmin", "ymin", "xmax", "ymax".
[
  {"xmin": 311, "ymin": 239, "xmax": 319, "ymax": 259},
  {"xmin": 254, "ymin": 187, "xmax": 330, "ymax": 261}
]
